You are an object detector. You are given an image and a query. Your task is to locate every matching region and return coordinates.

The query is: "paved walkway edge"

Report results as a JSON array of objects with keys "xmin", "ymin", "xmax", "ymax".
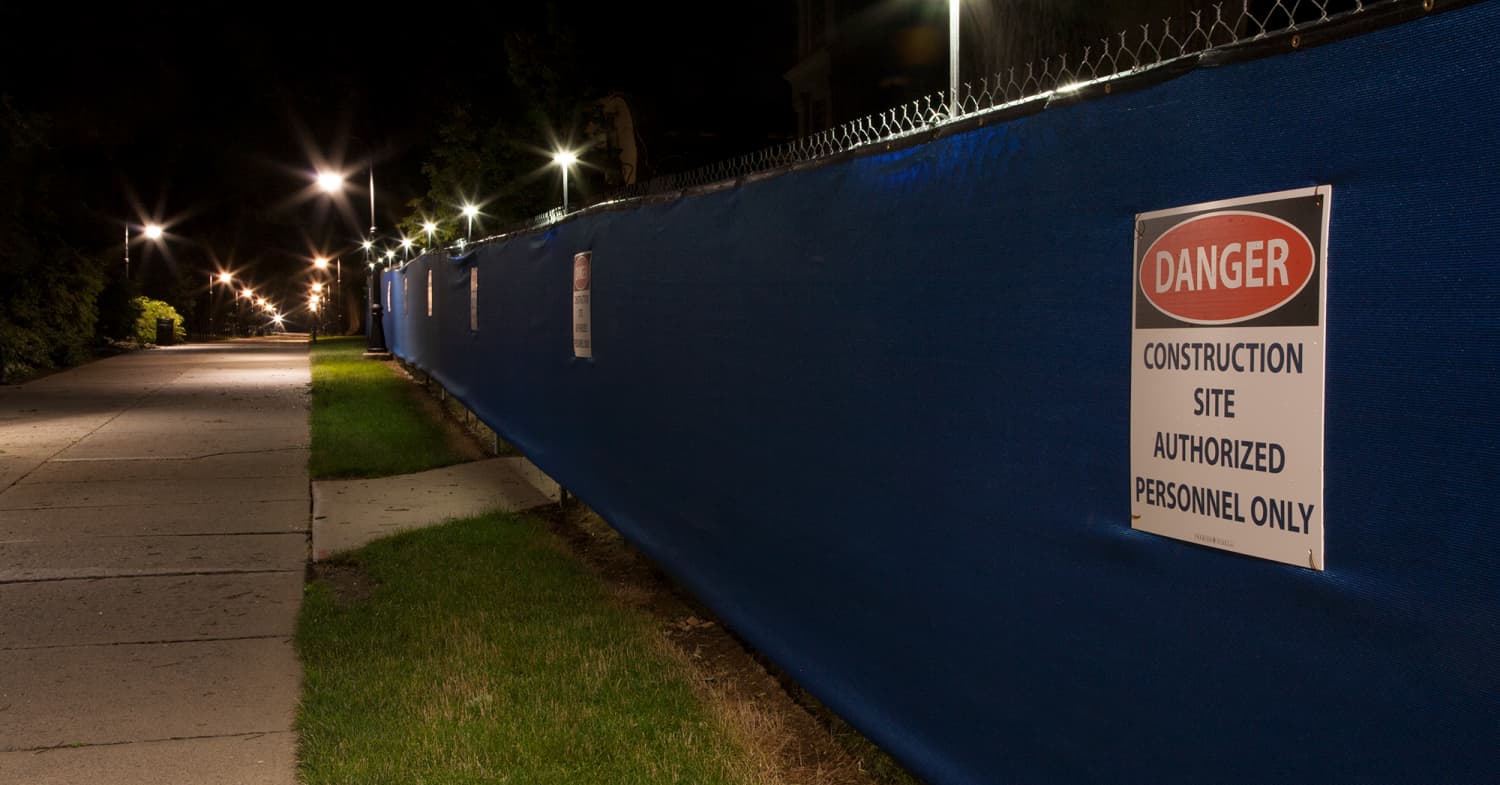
[{"xmin": 310, "ymin": 456, "xmax": 561, "ymax": 560}]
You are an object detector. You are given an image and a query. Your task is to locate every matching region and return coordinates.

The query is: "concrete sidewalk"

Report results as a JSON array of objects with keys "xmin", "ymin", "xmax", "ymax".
[
  {"xmin": 0, "ymin": 337, "xmax": 309, "ymax": 785},
  {"xmin": 312, "ymin": 457, "xmax": 561, "ymax": 560}
]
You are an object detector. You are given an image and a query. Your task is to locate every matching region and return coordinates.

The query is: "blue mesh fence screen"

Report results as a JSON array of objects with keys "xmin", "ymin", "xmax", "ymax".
[{"xmin": 382, "ymin": 6, "xmax": 1499, "ymax": 782}]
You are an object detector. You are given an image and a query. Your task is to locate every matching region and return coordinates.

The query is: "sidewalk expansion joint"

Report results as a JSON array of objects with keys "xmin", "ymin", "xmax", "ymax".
[
  {"xmin": 0, "ymin": 499, "xmax": 304, "ymax": 512},
  {"xmin": 0, "ymin": 568, "xmax": 302, "ymax": 586},
  {"xmin": 0, "ymin": 374, "xmax": 185, "ymax": 495},
  {"xmin": 7, "ymin": 730, "xmax": 293, "ymax": 755},
  {"xmin": 0, "ymin": 633, "xmax": 289, "ymax": 653},
  {"xmin": 0, "ymin": 498, "xmax": 307, "ymax": 511},
  {"xmin": 93, "ymin": 530, "xmax": 310, "ymax": 539},
  {"xmin": 47, "ymin": 446, "xmax": 309, "ymax": 463}
]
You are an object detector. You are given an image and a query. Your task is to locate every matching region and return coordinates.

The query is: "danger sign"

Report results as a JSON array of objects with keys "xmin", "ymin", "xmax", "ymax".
[
  {"xmin": 573, "ymin": 251, "xmax": 592, "ymax": 358},
  {"xmin": 1131, "ymin": 187, "xmax": 1330, "ymax": 570}
]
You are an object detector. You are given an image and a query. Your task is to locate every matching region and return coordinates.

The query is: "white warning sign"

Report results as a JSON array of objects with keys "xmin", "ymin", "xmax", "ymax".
[
  {"xmin": 1131, "ymin": 187, "xmax": 1330, "ymax": 570},
  {"xmin": 573, "ymin": 251, "xmax": 592, "ymax": 359}
]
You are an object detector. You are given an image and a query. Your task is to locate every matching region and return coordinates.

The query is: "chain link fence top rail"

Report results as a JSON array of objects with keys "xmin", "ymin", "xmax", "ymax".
[{"xmin": 465, "ymin": 0, "xmax": 1408, "ymax": 242}]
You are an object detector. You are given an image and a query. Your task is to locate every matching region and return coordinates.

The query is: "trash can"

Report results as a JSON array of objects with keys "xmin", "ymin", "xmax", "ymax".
[{"xmin": 155, "ymin": 318, "xmax": 176, "ymax": 346}]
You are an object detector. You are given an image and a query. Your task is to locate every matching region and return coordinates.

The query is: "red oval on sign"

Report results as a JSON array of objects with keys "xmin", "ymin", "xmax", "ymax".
[
  {"xmin": 573, "ymin": 254, "xmax": 591, "ymax": 291},
  {"xmin": 1140, "ymin": 211, "xmax": 1315, "ymax": 324}
]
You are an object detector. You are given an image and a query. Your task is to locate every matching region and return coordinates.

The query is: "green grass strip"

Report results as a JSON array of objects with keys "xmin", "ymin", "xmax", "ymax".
[
  {"xmin": 296, "ymin": 514, "xmax": 758, "ymax": 785},
  {"xmin": 309, "ymin": 336, "xmax": 466, "ymax": 479}
]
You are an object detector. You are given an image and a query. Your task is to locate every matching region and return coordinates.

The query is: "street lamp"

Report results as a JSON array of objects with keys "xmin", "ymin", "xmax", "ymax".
[
  {"xmin": 949, "ymin": 0, "xmax": 960, "ymax": 118},
  {"xmin": 237, "ymin": 286, "xmax": 253, "ymax": 336},
  {"xmin": 124, "ymin": 223, "xmax": 166, "ymax": 282},
  {"xmin": 309, "ymin": 291, "xmax": 322, "ymax": 341},
  {"xmin": 422, "ymin": 220, "xmax": 437, "ymax": 251},
  {"xmin": 361, "ymin": 165, "xmax": 382, "ymax": 352},
  {"xmin": 551, "ymin": 151, "xmax": 577, "ymax": 213},
  {"xmin": 207, "ymin": 270, "xmax": 236, "ymax": 339},
  {"xmin": 461, "ymin": 204, "xmax": 479, "ymax": 242},
  {"xmin": 400, "ymin": 237, "xmax": 414, "ymax": 260},
  {"xmin": 312, "ymin": 163, "xmax": 382, "ymax": 350},
  {"xmin": 316, "ymin": 170, "xmax": 345, "ymax": 194},
  {"xmin": 311, "ymin": 256, "xmax": 341, "ymax": 335}
]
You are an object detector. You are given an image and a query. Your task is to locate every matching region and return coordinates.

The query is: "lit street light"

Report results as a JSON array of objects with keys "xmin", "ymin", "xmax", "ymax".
[
  {"xmin": 311, "ymin": 163, "xmax": 381, "ymax": 349},
  {"xmin": 422, "ymin": 220, "xmax": 437, "ymax": 251},
  {"xmin": 400, "ymin": 237, "xmax": 414, "ymax": 260},
  {"xmin": 316, "ymin": 170, "xmax": 345, "ymax": 194},
  {"xmin": 207, "ymin": 270, "xmax": 236, "ymax": 338},
  {"xmin": 462, "ymin": 204, "xmax": 480, "ymax": 242},
  {"xmin": 551, "ymin": 151, "xmax": 577, "ymax": 213},
  {"xmin": 235, "ymin": 285, "xmax": 254, "ymax": 336},
  {"xmin": 311, "ymin": 256, "xmax": 341, "ymax": 334},
  {"xmin": 124, "ymin": 223, "xmax": 167, "ymax": 282}
]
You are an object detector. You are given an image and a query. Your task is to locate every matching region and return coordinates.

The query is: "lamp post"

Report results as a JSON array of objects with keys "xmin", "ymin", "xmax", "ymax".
[
  {"xmin": 207, "ymin": 270, "xmax": 233, "ymax": 339},
  {"xmin": 462, "ymin": 204, "xmax": 479, "ymax": 242},
  {"xmin": 949, "ymin": 0, "xmax": 960, "ymax": 119},
  {"xmin": 309, "ymin": 285, "xmax": 322, "ymax": 343},
  {"xmin": 422, "ymin": 221, "xmax": 436, "ymax": 253},
  {"xmin": 125, "ymin": 222, "xmax": 165, "ymax": 283},
  {"xmin": 313, "ymin": 256, "xmax": 331, "ymax": 334},
  {"xmin": 363, "ymin": 238, "xmax": 385, "ymax": 353},
  {"xmin": 214, "ymin": 272, "xmax": 232, "ymax": 337},
  {"xmin": 316, "ymin": 169, "xmax": 375, "ymax": 345},
  {"xmin": 240, "ymin": 286, "xmax": 254, "ymax": 336},
  {"xmin": 551, "ymin": 151, "xmax": 577, "ymax": 213},
  {"xmin": 364, "ymin": 165, "xmax": 381, "ymax": 351}
]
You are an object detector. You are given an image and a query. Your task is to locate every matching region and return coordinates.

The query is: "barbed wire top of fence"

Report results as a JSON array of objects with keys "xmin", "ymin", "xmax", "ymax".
[{"xmin": 461, "ymin": 0, "xmax": 1418, "ymax": 242}]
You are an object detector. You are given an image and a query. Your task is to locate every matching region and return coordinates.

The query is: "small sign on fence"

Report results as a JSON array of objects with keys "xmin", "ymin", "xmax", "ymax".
[
  {"xmin": 470, "ymin": 267, "xmax": 479, "ymax": 332},
  {"xmin": 1130, "ymin": 186, "xmax": 1330, "ymax": 570},
  {"xmin": 573, "ymin": 251, "xmax": 592, "ymax": 358}
]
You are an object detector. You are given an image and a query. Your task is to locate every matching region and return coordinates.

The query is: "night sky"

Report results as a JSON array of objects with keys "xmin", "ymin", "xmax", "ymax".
[{"xmin": 0, "ymin": 3, "xmax": 794, "ymax": 314}]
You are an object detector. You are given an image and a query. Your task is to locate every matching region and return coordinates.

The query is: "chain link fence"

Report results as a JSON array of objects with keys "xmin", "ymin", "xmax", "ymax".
[
  {"xmin": 610, "ymin": 1, "xmax": 1378, "ymax": 195},
  {"xmin": 475, "ymin": 0, "xmax": 1405, "ymax": 239}
]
